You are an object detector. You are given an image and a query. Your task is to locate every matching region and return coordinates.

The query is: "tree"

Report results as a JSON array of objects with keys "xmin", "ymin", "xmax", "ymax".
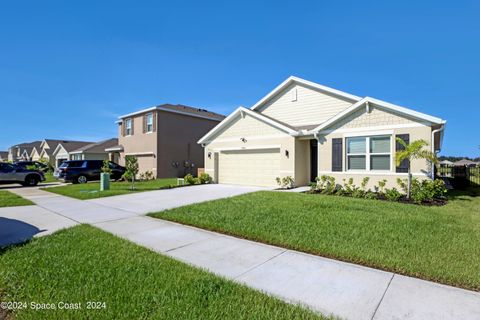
[
  {"xmin": 124, "ymin": 155, "xmax": 139, "ymax": 190},
  {"xmin": 395, "ymin": 138, "xmax": 438, "ymax": 199}
]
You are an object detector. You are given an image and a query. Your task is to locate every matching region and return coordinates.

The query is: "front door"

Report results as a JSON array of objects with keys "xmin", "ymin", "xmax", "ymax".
[{"xmin": 310, "ymin": 139, "xmax": 318, "ymax": 182}]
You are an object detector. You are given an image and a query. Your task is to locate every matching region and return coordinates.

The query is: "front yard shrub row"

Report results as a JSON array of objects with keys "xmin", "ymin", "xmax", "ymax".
[
  {"xmin": 309, "ymin": 175, "xmax": 447, "ymax": 205},
  {"xmin": 184, "ymin": 173, "xmax": 212, "ymax": 185}
]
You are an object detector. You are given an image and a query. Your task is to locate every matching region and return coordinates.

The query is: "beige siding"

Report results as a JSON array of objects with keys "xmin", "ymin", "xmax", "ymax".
[
  {"xmin": 204, "ymin": 113, "xmax": 296, "ymax": 186},
  {"xmin": 316, "ymin": 107, "xmax": 434, "ymax": 189},
  {"xmin": 257, "ymin": 83, "xmax": 354, "ymax": 127},
  {"xmin": 326, "ymin": 106, "xmax": 419, "ymax": 131}
]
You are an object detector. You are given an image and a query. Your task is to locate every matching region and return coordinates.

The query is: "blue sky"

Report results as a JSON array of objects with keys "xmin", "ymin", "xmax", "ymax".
[{"xmin": 1, "ymin": 1, "xmax": 479, "ymax": 157}]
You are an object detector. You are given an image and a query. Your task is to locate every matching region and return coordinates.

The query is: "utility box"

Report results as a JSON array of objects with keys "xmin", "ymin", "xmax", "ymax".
[{"xmin": 100, "ymin": 173, "xmax": 110, "ymax": 191}]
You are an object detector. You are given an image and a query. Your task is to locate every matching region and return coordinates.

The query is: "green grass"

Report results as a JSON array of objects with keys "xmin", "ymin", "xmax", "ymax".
[
  {"xmin": 40, "ymin": 172, "xmax": 57, "ymax": 184},
  {"xmin": 0, "ymin": 225, "xmax": 324, "ymax": 320},
  {"xmin": 0, "ymin": 190, "xmax": 33, "ymax": 207},
  {"xmin": 150, "ymin": 188, "xmax": 480, "ymax": 291},
  {"xmin": 43, "ymin": 178, "xmax": 178, "ymax": 200}
]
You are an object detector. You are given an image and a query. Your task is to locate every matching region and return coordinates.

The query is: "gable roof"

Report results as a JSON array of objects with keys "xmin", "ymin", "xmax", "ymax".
[
  {"xmin": 52, "ymin": 140, "xmax": 93, "ymax": 156},
  {"xmin": 198, "ymin": 106, "xmax": 297, "ymax": 144},
  {"xmin": 310, "ymin": 96, "xmax": 446, "ymax": 133},
  {"xmin": 70, "ymin": 138, "xmax": 118, "ymax": 154},
  {"xmin": 250, "ymin": 76, "xmax": 361, "ymax": 112},
  {"xmin": 119, "ymin": 104, "xmax": 225, "ymax": 122}
]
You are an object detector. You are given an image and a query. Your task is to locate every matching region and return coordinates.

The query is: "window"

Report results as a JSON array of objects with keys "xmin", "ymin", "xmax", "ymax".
[
  {"xmin": 146, "ymin": 113, "xmax": 153, "ymax": 133},
  {"xmin": 125, "ymin": 118, "xmax": 132, "ymax": 136},
  {"xmin": 346, "ymin": 135, "xmax": 391, "ymax": 171}
]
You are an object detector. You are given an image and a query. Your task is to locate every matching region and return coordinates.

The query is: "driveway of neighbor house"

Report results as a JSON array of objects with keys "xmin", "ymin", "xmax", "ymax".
[{"xmin": 1, "ymin": 185, "xmax": 480, "ymax": 320}]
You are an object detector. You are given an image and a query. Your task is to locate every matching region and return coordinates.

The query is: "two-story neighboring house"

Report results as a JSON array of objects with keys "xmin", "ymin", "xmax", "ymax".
[
  {"xmin": 199, "ymin": 76, "xmax": 446, "ymax": 188},
  {"xmin": 110, "ymin": 104, "xmax": 225, "ymax": 178}
]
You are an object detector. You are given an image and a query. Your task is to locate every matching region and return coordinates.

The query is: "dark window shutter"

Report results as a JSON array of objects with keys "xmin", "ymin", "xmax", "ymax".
[
  {"xmin": 121, "ymin": 121, "xmax": 125, "ymax": 137},
  {"xmin": 396, "ymin": 134, "xmax": 410, "ymax": 173},
  {"xmin": 143, "ymin": 115, "xmax": 147, "ymax": 133},
  {"xmin": 131, "ymin": 118, "xmax": 134, "ymax": 135},
  {"xmin": 332, "ymin": 138, "xmax": 343, "ymax": 172},
  {"xmin": 153, "ymin": 112, "xmax": 157, "ymax": 132}
]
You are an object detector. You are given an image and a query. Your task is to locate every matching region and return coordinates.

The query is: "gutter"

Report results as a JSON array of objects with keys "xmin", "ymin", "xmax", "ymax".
[{"xmin": 431, "ymin": 123, "xmax": 446, "ymax": 179}]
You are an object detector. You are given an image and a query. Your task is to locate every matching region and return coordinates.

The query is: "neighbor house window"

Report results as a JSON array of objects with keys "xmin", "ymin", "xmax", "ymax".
[
  {"xmin": 146, "ymin": 113, "xmax": 153, "ymax": 133},
  {"xmin": 346, "ymin": 135, "xmax": 391, "ymax": 171},
  {"xmin": 125, "ymin": 118, "xmax": 132, "ymax": 136}
]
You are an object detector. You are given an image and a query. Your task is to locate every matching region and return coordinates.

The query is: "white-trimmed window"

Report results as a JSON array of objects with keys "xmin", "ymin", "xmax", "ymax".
[
  {"xmin": 146, "ymin": 113, "xmax": 153, "ymax": 133},
  {"xmin": 125, "ymin": 118, "xmax": 132, "ymax": 136},
  {"xmin": 346, "ymin": 135, "xmax": 391, "ymax": 171}
]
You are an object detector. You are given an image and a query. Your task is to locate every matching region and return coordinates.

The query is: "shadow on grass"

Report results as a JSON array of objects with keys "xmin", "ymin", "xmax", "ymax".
[
  {"xmin": 447, "ymin": 187, "xmax": 480, "ymax": 201},
  {"xmin": 0, "ymin": 218, "xmax": 43, "ymax": 250}
]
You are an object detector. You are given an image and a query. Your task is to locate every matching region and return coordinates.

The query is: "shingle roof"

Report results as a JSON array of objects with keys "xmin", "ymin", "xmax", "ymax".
[
  {"xmin": 58, "ymin": 141, "xmax": 94, "ymax": 152},
  {"xmin": 453, "ymin": 159, "xmax": 477, "ymax": 166},
  {"xmin": 119, "ymin": 104, "xmax": 225, "ymax": 121},
  {"xmin": 71, "ymin": 138, "xmax": 118, "ymax": 153}
]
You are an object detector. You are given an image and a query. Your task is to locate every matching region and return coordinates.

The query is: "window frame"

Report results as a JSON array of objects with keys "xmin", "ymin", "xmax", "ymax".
[
  {"xmin": 125, "ymin": 118, "xmax": 132, "ymax": 136},
  {"xmin": 146, "ymin": 113, "xmax": 153, "ymax": 133},
  {"xmin": 346, "ymin": 135, "xmax": 392, "ymax": 172}
]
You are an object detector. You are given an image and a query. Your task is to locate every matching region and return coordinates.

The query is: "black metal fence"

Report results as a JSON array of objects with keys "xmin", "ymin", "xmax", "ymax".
[{"xmin": 437, "ymin": 166, "xmax": 480, "ymax": 188}]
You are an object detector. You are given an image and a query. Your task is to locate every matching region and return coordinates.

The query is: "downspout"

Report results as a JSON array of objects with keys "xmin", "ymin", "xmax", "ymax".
[{"xmin": 431, "ymin": 124, "xmax": 445, "ymax": 179}]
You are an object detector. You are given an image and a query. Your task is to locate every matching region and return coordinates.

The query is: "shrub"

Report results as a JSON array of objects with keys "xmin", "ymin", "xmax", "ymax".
[
  {"xmin": 341, "ymin": 178, "xmax": 355, "ymax": 195},
  {"xmin": 101, "ymin": 160, "xmax": 112, "ymax": 174},
  {"xmin": 360, "ymin": 177, "xmax": 370, "ymax": 191},
  {"xmin": 184, "ymin": 174, "xmax": 196, "ymax": 185},
  {"xmin": 374, "ymin": 179, "xmax": 387, "ymax": 193},
  {"xmin": 276, "ymin": 176, "xmax": 295, "ymax": 189},
  {"xmin": 199, "ymin": 173, "xmax": 212, "ymax": 184},
  {"xmin": 364, "ymin": 191, "xmax": 378, "ymax": 200},
  {"xmin": 409, "ymin": 178, "xmax": 447, "ymax": 203},
  {"xmin": 385, "ymin": 188, "xmax": 402, "ymax": 202}
]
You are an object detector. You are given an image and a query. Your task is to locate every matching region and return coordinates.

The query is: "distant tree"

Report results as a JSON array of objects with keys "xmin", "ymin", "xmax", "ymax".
[{"xmin": 396, "ymin": 138, "xmax": 438, "ymax": 199}]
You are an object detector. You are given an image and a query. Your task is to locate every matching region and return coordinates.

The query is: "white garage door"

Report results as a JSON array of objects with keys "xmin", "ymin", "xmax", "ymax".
[{"xmin": 218, "ymin": 148, "xmax": 280, "ymax": 187}]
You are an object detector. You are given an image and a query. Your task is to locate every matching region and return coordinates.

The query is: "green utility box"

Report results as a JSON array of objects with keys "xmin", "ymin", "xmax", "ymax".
[{"xmin": 100, "ymin": 173, "xmax": 110, "ymax": 191}]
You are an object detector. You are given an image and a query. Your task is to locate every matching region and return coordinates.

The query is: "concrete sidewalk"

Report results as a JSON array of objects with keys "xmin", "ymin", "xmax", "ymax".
[{"xmin": 2, "ymin": 186, "xmax": 480, "ymax": 320}]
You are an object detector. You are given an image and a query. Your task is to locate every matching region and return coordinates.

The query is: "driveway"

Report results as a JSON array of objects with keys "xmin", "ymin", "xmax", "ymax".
[{"xmin": 87, "ymin": 184, "xmax": 266, "ymax": 214}]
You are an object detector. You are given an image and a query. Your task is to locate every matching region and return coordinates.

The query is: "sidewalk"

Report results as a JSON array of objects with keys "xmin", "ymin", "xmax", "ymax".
[{"xmin": 3, "ymin": 187, "xmax": 480, "ymax": 320}]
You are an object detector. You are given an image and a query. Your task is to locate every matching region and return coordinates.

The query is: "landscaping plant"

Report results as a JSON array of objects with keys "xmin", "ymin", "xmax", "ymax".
[
  {"xmin": 124, "ymin": 155, "xmax": 139, "ymax": 190},
  {"xmin": 395, "ymin": 138, "xmax": 438, "ymax": 199}
]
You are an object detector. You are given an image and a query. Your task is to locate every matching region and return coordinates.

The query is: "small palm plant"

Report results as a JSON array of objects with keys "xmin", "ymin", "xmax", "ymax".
[{"xmin": 395, "ymin": 138, "xmax": 438, "ymax": 199}]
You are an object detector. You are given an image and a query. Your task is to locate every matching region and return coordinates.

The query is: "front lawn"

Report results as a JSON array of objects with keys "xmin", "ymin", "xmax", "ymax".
[
  {"xmin": 43, "ymin": 178, "xmax": 178, "ymax": 200},
  {"xmin": 150, "ymin": 188, "xmax": 480, "ymax": 291},
  {"xmin": 0, "ymin": 225, "xmax": 323, "ymax": 320},
  {"xmin": 0, "ymin": 190, "xmax": 34, "ymax": 207}
]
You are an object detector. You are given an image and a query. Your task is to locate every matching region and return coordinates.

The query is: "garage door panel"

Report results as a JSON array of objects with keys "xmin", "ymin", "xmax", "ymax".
[{"xmin": 218, "ymin": 148, "xmax": 280, "ymax": 187}]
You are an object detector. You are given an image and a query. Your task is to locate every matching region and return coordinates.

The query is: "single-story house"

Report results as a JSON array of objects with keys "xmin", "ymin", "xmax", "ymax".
[
  {"xmin": 38, "ymin": 139, "xmax": 66, "ymax": 166},
  {"xmin": 51, "ymin": 140, "xmax": 93, "ymax": 167},
  {"xmin": 8, "ymin": 141, "xmax": 42, "ymax": 162},
  {"xmin": 199, "ymin": 76, "xmax": 446, "ymax": 188},
  {"xmin": 439, "ymin": 159, "xmax": 454, "ymax": 166},
  {"xmin": 453, "ymin": 159, "xmax": 477, "ymax": 167},
  {"xmin": 114, "ymin": 104, "xmax": 225, "ymax": 178},
  {"xmin": 0, "ymin": 151, "xmax": 8, "ymax": 161},
  {"xmin": 69, "ymin": 138, "xmax": 118, "ymax": 161}
]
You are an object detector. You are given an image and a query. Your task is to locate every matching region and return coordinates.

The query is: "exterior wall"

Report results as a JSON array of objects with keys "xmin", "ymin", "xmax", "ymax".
[
  {"xmin": 316, "ymin": 106, "xmax": 433, "ymax": 189},
  {"xmin": 118, "ymin": 111, "xmax": 158, "ymax": 176},
  {"xmin": 118, "ymin": 110, "xmax": 220, "ymax": 178},
  {"xmin": 257, "ymin": 83, "xmax": 354, "ymax": 127},
  {"xmin": 157, "ymin": 111, "xmax": 220, "ymax": 178},
  {"xmin": 54, "ymin": 146, "xmax": 69, "ymax": 167},
  {"xmin": 70, "ymin": 153, "xmax": 109, "ymax": 161},
  {"xmin": 204, "ymin": 113, "xmax": 296, "ymax": 186}
]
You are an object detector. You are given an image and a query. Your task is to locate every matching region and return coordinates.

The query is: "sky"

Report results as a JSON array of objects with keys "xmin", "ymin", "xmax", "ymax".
[{"xmin": 0, "ymin": 0, "xmax": 479, "ymax": 157}]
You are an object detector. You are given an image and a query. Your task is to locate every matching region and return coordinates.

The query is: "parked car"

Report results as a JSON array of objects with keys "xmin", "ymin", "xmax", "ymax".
[
  {"xmin": 15, "ymin": 161, "xmax": 49, "ymax": 172},
  {"xmin": 0, "ymin": 162, "xmax": 45, "ymax": 186},
  {"xmin": 54, "ymin": 160, "xmax": 125, "ymax": 184}
]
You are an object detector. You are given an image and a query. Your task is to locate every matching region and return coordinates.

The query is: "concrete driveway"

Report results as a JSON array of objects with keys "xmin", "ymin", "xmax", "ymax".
[{"xmin": 87, "ymin": 184, "xmax": 267, "ymax": 214}]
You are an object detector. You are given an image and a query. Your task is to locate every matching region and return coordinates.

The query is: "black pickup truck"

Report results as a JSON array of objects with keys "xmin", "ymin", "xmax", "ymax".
[{"xmin": 54, "ymin": 160, "xmax": 125, "ymax": 184}]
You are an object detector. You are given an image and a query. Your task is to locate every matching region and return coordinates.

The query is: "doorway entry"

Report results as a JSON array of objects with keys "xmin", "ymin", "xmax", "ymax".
[{"xmin": 310, "ymin": 139, "xmax": 318, "ymax": 182}]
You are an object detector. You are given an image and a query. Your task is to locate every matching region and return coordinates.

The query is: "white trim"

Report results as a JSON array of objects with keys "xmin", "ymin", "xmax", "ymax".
[
  {"xmin": 198, "ymin": 107, "xmax": 297, "ymax": 144},
  {"xmin": 343, "ymin": 130, "xmax": 393, "ymax": 138},
  {"xmin": 201, "ymin": 133, "xmax": 287, "ymax": 144},
  {"xmin": 213, "ymin": 145, "xmax": 281, "ymax": 152},
  {"xmin": 118, "ymin": 106, "xmax": 223, "ymax": 122},
  {"xmin": 250, "ymin": 76, "xmax": 361, "ymax": 111},
  {"xmin": 317, "ymin": 170, "xmax": 429, "ymax": 177},
  {"xmin": 318, "ymin": 122, "xmax": 428, "ymax": 135},
  {"xmin": 124, "ymin": 152, "xmax": 155, "ymax": 156},
  {"xmin": 310, "ymin": 97, "xmax": 445, "ymax": 133},
  {"xmin": 105, "ymin": 146, "xmax": 123, "ymax": 152}
]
